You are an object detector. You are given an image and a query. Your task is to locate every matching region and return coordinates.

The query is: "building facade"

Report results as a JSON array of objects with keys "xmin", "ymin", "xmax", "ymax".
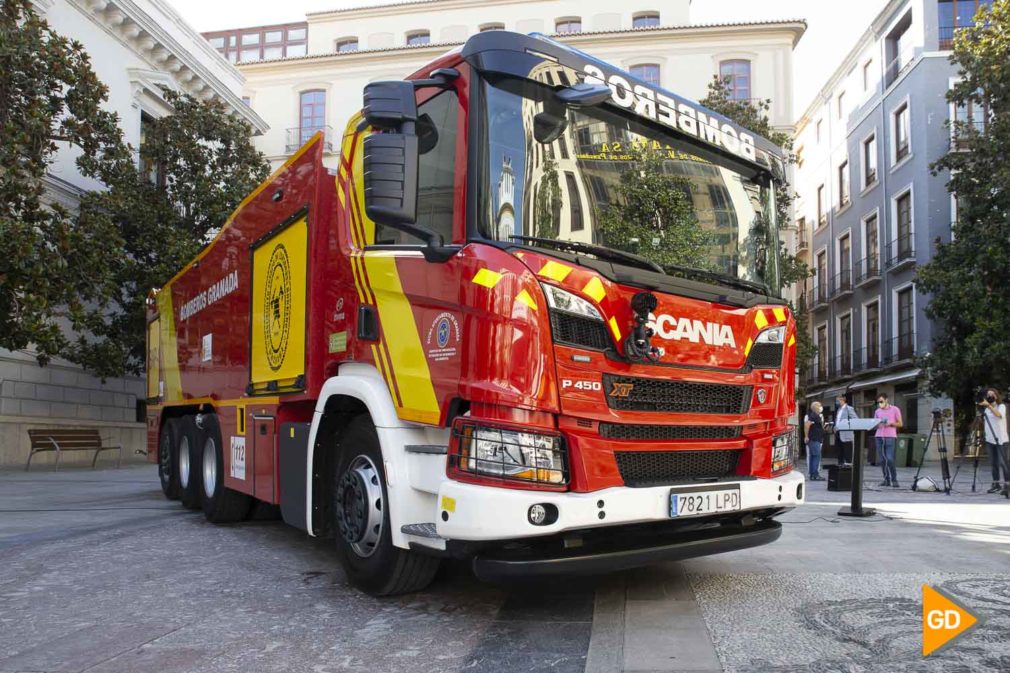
[
  {"xmin": 0, "ymin": 0, "xmax": 267, "ymax": 467},
  {"xmin": 793, "ymin": 0, "xmax": 989, "ymax": 451},
  {"xmin": 220, "ymin": 0, "xmax": 804, "ymax": 169}
]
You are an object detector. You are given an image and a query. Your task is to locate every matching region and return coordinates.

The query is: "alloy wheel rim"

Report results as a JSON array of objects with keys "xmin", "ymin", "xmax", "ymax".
[
  {"xmin": 203, "ymin": 437, "xmax": 217, "ymax": 499},
  {"xmin": 335, "ymin": 455, "xmax": 383, "ymax": 558},
  {"xmin": 178, "ymin": 435, "xmax": 190, "ymax": 488}
]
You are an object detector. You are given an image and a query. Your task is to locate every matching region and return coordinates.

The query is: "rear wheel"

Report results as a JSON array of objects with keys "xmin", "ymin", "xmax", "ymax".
[
  {"xmin": 332, "ymin": 416, "xmax": 440, "ymax": 596},
  {"xmin": 177, "ymin": 415, "xmax": 203, "ymax": 510},
  {"xmin": 201, "ymin": 414, "xmax": 253, "ymax": 523},
  {"xmin": 158, "ymin": 419, "xmax": 180, "ymax": 500}
]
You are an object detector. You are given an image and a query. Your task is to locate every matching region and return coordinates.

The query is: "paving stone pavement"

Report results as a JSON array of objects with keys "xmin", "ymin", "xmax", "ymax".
[{"xmin": 1, "ymin": 462, "xmax": 1008, "ymax": 672}]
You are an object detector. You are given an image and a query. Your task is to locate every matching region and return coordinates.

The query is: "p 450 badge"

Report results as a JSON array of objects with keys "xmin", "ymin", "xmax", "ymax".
[{"xmin": 561, "ymin": 379, "xmax": 602, "ymax": 392}]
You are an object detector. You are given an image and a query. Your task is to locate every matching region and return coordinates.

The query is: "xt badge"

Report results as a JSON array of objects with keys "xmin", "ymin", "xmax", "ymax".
[{"xmin": 609, "ymin": 382, "xmax": 634, "ymax": 398}]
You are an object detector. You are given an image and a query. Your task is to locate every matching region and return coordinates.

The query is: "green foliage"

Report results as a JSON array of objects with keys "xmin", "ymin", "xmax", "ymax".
[
  {"xmin": 534, "ymin": 158, "xmax": 562, "ymax": 238},
  {"xmin": 700, "ymin": 76, "xmax": 815, "ymax": 388},
  {"xmin": 0, "ymin": 0, "xmax": 129, "ymax": 364},
  {"xmin": 917, "ymin": 0, "xmax": 1010, "ymax": 431},
  {"xmin": 596, "ymin": 148, "xmax": 713, "ymax": 269},
  {"xmin": 72, "ymin": 90, "xmax": 270, "ymax": 378},
  {"xmin": 0, "ymin": 0, "xmax": 269, "ymax": 378}
]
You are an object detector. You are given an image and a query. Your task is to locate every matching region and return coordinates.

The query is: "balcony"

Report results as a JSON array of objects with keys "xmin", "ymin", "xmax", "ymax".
[
  {"xmin": 812, "ymin": 281, "xmax": 829, "ymax": 310},
  {"xmin": 830, "ymin": 269, "xmax": 853, "ymax": 299},
  {"xmin": 797, "ymin": 230, "xmax": 809, "ymax": 253},
  {"xmin": 885, "ymin": 236, "xmax": 915, "ymax": 271},
  {"xmin": 950, "ymin": 120, "xmax": 987, "ymax": 151},
  {"xmin": 881, "ymin": 334, "xmax": 916, "ymax": 366},
  {"xmin": 286, "ymin": 125, "xmax": 335, "ymax": 153},
  {"xmin": 854, "ymin": 256, "xmax": 881, "ymax": 286},
  {"xmin": 884, "ymin": 45, "xmax": 915, "ymax": 87}
]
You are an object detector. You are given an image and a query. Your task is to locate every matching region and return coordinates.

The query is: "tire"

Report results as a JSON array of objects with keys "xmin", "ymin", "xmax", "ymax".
[
  {"xmin": 332, "ymin": 415, "xmax": 440, "ymax": 596},
  {"xmin": 200, "ymin": 414, "xmax": 253, "ymax": 523},
  {"xmin": 177, "ymin": 415, "xmax": 203, "ymax": 511},
  {"xmin": 158, "ymin": 419, "xmax": 180, "ymax": 500}
]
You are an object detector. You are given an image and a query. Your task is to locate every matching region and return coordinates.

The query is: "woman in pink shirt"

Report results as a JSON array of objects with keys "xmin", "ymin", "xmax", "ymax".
[{"xmin": 873, "ymin": 393, "xmax": 903, "ymax": 487}]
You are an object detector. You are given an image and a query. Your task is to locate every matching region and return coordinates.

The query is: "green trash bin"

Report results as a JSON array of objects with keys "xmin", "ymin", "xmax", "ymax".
[
  {"xmin": 895, "ymin": 434, "xmax": 912, "ymax": 468},
  {"xmin": 907, "ymin": 434, "xmax": 927, "ymax": 466}
]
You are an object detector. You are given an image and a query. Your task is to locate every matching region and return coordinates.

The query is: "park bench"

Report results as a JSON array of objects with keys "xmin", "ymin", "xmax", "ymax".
[{"xmin": 26, "ymin": 428, "xmax": 122, "ymax": 471}]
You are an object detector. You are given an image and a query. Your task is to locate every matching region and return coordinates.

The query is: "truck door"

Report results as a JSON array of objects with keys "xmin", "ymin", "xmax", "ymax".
[{"xmin": 353, "ymin": 84, "xmax": 466, "ymax": 425}]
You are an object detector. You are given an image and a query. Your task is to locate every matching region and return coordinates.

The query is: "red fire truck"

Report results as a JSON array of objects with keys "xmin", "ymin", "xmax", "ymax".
[{"xmin": 146, "ymin": 31, "xmax": 804, "ymax": 595}]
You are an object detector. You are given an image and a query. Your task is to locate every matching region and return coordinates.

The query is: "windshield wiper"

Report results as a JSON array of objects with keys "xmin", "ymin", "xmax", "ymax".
[
  {"xmin": 662, "ymin": 263, "xmax": 771, "ymax": 296},
  {"xmin": 508, "ymin": 236, "xmax": 665, "ymax": 274}
]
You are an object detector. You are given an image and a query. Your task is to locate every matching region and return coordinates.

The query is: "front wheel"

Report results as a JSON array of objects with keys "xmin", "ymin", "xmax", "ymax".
[{"xmin": 332, "ymin": 416, "xmax": 439, "ymax": 596}]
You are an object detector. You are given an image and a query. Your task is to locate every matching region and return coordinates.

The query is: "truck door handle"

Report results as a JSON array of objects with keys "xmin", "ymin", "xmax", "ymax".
[{"xmin": 357, "ymin": 305, "xmax": 379, "ymax": 341}]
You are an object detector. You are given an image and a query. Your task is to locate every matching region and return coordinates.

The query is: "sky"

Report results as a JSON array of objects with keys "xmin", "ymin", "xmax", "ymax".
[{"xmin": 167, "ymin": 0, "xmax": 887, "ymax": 119}]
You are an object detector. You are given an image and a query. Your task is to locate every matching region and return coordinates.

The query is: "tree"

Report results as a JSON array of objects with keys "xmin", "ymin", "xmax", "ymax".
[
  {"xmin": 0, "ymin": 0, "xmax": 130, "ymax": 365},
  {"xmin": 596, "ymin": 147, "xmax": 713, "ymax": 269},
  {"xmin": 701, "ymin": 76, "xmax": 816, "ymax": 388},
  {"xmin": 1, "ymin": 0, "xmax": 270, "ymax": 379},
  {"xmin": 533, "ymin": 157, "xmax": 562, "ymax": 238},
  {"xmin": 916, "ymin": 0, "xmax": 1010, "ymax": 432},
  {"xmin": 71, "ymin": 90, "xmax": 271, "ymax": 378}
]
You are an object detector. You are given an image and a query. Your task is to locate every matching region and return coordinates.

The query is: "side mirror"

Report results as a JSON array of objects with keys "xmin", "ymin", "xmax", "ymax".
[
  {"xmin": 363, "ymin": 133, "xmax": 418, "ymax": 225},
  {"xmin": 363, "ymin": 81, "xmax": 417, "ymax": 128}
]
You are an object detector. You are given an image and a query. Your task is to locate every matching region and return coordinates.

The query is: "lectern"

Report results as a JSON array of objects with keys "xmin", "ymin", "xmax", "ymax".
[{"xmin": 833, "ymin": 418, "xmax": 882, "ymax": 517}]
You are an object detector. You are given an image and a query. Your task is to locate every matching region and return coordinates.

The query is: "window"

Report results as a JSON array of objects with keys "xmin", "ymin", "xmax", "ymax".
[
  {"xmin": 815, "ymin": 119, "xmax": 823, "ymax": 143},
  {"xmin": 939, "ymin": 0, "xmax": 992, "ymax": 49},
  {"xmin": 299, "ymin": 90, "xmax": 326, "ymax": 144},
  {"xmin": 632, "ymin": 12, "xmax": 660, "ymax": 28},
  {"xmin": 263, "ymin": 46, "xmax": 283, "ymax": 59},
  {"xmin": 336, "ymin": 38, "xmax": 358, "ymax": 52},
  {"xmin": 816, "ymin": 325, "xmax": 828, "ymax": 379},
  {"xmin": 839, "ymin": 233, "xmax": 852, "ymax": 284},
  {"xmin": 288, "ymin": 27, "xmax": 306, "ymax": 41},
  {"xmin": 864, "ymin": 213, "xmax": 879, "ymax": 275},
  {"xmin": 838, "ymin": 160, "xmax": 850, "ymax": 207},
  {"xmin": 286, "ymin": 43, "xmax": 306, "ymax": 57},
  {"xmin": 139, "ymin": 111, "xmax": 162, "ymax": 187},
  {"xmin": 839, "ymin": 314, "xmax": 852, "ymax": 373},
  {"xmin": 375, "ymin": 90, "xmax": 459, "ymax": 246},
  {"xmin": 241, "ymin": 33, "xmax": 260, "ymax": 45},
  {"xmin": 265, "ymin": 30, "xmax": 283, "ymax": 43},
  {"xmin": 630, "ymin": 64, "xmax": 661, "ymax": 86},
  {"xmin": 816, "ymin": 250, "xmax": 827, "ymax": 301},
  {"xmin": 208, "ymin": 36, "xmax": 225, "ymax": 49},
  {"xmin": 837, "ymin": 91, "xmax": 846, "ymax": 119},
  {"xmin": 719, "ymin": 60, "xmax": 751, "ymax": 101},
  {"xmin": 897, "ymin": 287, "xmax": 914, "ymax": 358},
  {"xmin": 894, "ymin": 102, "xmax": 910, "ymax": 162},
  {"xmin": 885, "ymin": 11, "xmax": 913, "ymax": 86},
  {"xmin": 241, "ymin": 96, "xmax": 251, "ymax": 106},
  {"xmin": 555, "ymin": 17, "xmax": 582, "ymax": 33},
  {"xmin": 406, "ymin": 31, "xmax": 430, "ymax": 45},
  {"xmin": 866, "ymin": 302, "xmax": 880, "ymax": 367},
  {"xmin": 863, "ymin": 134, "xmax": 877, "ymax": 187},
  {"xmin": 896, "ymin": 191, "xmax": 912, "ymax": 256},
  {"xmin": 862, "ymin": 60, "xmax": 873, "ymax": 91},
  {"xmin": 953, "ymin": 94, "xmax": 988, "ymax": 146},
  {"xmin": 479, "ymin": 23, "xmax": 505, "ymax": 31},
  {"xmin": 240, "ymin": 48, "xmax": 259, "ymax": 62},
  {"xmin": 565, "ymin": 173, "xmax": 584, "ymax": 232},
  {"xmin": 816, "ymin": 184, "xmax": 826, "ymax": 226}
]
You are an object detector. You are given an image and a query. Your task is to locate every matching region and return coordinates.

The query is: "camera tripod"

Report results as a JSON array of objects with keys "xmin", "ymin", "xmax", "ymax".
[
  {"xmin": 953, "ymin": 405, "xmax": 1010, "ymax": 496},
  {"xmin": 911, "ymin": 410, "xmax": 952, "ymax": 494}
]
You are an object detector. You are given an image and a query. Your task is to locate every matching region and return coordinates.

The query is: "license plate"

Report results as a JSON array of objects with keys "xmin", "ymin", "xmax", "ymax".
[{"xmin": 670, "ymin": 484, "xmax": 741, "ymax": 518}]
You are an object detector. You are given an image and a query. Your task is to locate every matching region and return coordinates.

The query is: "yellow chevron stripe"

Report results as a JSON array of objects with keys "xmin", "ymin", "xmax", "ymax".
[
  {"xmin": 538, "ymin": 260, "xmax": 572, "ymax": 282},
  {"xmin": 754, "ymin": 310, "xmax": 769, "ymax": 330},
  {"xmin": 582, "ymin": 276, "xmax": 606, "ymax": 303},
  {"xmin": 772, "ymin": 307, "xmax": 787, "ymax": 324},
  {"xmin": 472, "ymin": 268, "xmax": 503, "ymax": 288},
  {"xmin": 788, "ymin": 334, "xmax": 796, "ymax": 347},
  {"xmin": 608, "ymin": 317, "xmax": 622, "ymax": 342},
  {"xmin": 744, "ymin": 338, "xmax": 754, "ymax": 356},
  {"xmin": 516, "ymin": 289, "xmax": 538, "ymax": 310}
]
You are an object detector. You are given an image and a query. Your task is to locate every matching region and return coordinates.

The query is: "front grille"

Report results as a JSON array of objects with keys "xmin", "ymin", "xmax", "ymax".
[
  {"xmin": 602, "ymin": 375, "xmax": 752, "ymax": 414},
  {"xmin": 615, "ymin": 449, "xmax": 742, "ymax": 487},
  {"xmin": 748, "ymin": 343, "xmax": 783, "ymax": 368},
  {"xmin": 599, "ymin": 424, "xmax": 742, "ymax": 441},
  {"xmin": 549, "ymin": 311, "xmax": 611, "ymax": 351}
]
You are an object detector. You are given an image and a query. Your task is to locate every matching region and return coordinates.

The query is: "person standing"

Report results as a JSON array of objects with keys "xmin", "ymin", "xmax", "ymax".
[
  {"xmin": 834, "ymin": 393, "xmax": 858, "ymax": 465},
  {"xmin": 804, "ymin": 401, "xmax": 826, "ymax": 481},
  {"xmin": 979, "ymin": 387, "xmax": 1010, "ymax": 495},
  {"xmin": 873, "ymin": 394, "xmax": 902, "ymax": 487}
]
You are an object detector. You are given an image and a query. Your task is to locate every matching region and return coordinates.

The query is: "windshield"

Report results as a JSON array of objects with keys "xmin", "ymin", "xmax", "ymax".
[{"xmin": 475, "ymin": 75, "xmax": 781, "ymax": 294}]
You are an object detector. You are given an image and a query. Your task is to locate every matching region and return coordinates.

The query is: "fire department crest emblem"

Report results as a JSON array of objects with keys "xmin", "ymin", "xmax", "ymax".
[{"xmin": 264, "ymin": 243, "xmax": 292, "ymax": 370}]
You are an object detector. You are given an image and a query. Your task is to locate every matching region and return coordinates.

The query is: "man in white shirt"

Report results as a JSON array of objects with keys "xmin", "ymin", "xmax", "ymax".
[{"xmin": 834, "ymin": 393, "xmax": 858, "ymax": 465}]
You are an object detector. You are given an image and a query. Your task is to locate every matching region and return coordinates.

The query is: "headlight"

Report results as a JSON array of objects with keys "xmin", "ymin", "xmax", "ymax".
[
  {"xmin": 772, "ymin": 431, "xmax": 795, "ymax": 474},
  {"xmin": 450, "ymin": 421, "xmax": 568, "ymax": 488},
  {"xmin": 541, "ymin": 283, "xmax": 602, "ymax": 321},
  {"xmin": 756, "ymin": 326, "xmax": 786, "ymax": 344}
]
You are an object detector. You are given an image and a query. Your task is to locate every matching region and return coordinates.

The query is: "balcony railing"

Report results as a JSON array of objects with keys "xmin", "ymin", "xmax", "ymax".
[
  {"xmin": 950, "ymin": 120, "xmax": 987, "ymax": 151},
  {"xmin": 813, "ymin": 281, "xmax": 829, "ymax": 309},
  {"xmin": 881, "ymin": 334, "xmax": 916, "ymax": 366},
  {"xmin": 830, "ymin": 269, "xmax": 853, "ymax": 298},
  {"xmin": 854, "ymin": 255, "xmax": 881, "ymax": 285},
  {"xmin": 885, "ymin": 236, "xmax": 915, "ymax": 269},
  {"xmin": 884, "ymin": 45, "xmax": 915, "ymax": 87},
  {"xmin": 804, "ymin": 336, "xmax": 914, "ymax": 387},
  {"xmin": 286, "ymin": 125, "xmax": 335, "ymax": 153}
]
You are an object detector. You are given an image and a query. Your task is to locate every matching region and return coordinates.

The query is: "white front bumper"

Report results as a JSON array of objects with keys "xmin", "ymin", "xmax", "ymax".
[{"xmin": 435, "ymin": 470, "xmax": 805, "ymax": 541}]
